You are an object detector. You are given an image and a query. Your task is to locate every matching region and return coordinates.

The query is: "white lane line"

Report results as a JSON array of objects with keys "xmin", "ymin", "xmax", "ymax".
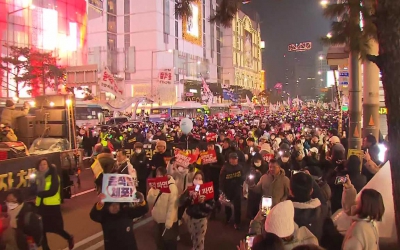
[
  {"xmin": 71, "ymin": 188, "xmax": 96, "ymax": 198},
  {"xmin": 62, "ymin": 216, "xmax": 153, "ymax": 250},
  {"xmin": 84, "ymin": 241, "xmax": 103, "ymax": 250}
]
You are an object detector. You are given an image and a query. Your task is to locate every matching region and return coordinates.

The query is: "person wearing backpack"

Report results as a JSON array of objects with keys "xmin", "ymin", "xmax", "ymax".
[{"xmin": 3, "ymin": 189, "xmax": 42, "ymax": 250}]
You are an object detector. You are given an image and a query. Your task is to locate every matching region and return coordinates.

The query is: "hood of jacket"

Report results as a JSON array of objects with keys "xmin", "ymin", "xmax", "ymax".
[{"xmin": 291, "ymin": 198, "xmax": 324, "ymax": 240}]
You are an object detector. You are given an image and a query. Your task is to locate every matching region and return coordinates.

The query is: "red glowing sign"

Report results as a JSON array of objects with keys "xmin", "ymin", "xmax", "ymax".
[{"xmin": 288, "ymin": 42, "xmax": 312, "ymax": 52}]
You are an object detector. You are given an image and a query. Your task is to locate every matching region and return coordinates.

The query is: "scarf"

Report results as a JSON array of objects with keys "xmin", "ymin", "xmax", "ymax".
[
  {"xmin": 36, "ymin": 169, "xmax": 49, "ymax": 192},
  {"xmin": 8, "ymin": 204, "xmax": 23, "ymax": 229}
]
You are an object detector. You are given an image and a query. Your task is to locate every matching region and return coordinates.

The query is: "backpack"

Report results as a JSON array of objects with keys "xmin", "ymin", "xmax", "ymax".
[{"xmin": 23, "ymin": 211, "xmax": 43, "ymax": 246}]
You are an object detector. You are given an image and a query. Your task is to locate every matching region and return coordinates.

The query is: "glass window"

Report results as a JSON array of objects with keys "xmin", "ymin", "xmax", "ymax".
[
  {"xmin": 108, "ymin": 0, "xmax": 117, "ymax": 14},
  {"xmin": 107, "ymin": 15, "xmax": 117, "ymax": 33},
  {"xmin": 124, "ymin": 0, "xmax": 130, "ymax": 15}
]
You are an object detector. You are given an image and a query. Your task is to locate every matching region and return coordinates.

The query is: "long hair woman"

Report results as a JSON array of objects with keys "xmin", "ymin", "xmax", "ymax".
[
  {"xmin": 35, "ymin": 158, "xmax": 74, "ymax": 250},
  {"xmin": 342, "ymin": 176, "xmax": 385, "ymax": 250},
  {"xmin": 179, "ymin": 171, "xmax": 214, "ymax": 250}
]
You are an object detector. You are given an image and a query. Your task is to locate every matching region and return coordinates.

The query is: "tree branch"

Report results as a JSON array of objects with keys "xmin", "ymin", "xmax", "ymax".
[{"xmin": 366, "ymin": 54, "xmax": 382, "ymax": 69}]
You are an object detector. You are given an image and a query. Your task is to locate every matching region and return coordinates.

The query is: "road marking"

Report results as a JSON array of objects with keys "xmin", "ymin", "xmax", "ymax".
[
  {"xmin": 62, "ymin": 216, "xmax": 153, "ymax": 250},
  {"xmin": 71, "ymin": 188, "xmax": 96, "ymax": 198}
]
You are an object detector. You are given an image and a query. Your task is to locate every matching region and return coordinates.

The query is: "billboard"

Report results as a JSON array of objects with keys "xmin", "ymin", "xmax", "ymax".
[
  {"xmin": 182, "ymin": 0, "xmax": 202, "ymax": 46},
  {"xmin": 243, "ymin": 30, "xmax": 253, "ymax": 68}
]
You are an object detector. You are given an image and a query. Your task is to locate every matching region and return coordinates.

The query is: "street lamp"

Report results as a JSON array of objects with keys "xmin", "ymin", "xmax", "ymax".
[
  {"xmin": 150, "ymin": 49, "xmax": 173, "ymax": 107},
  {"xmin": 320, "ymin": 0, "xmax": 328, "ymax": 8},
  {"xmin": 318, "ymin": 71, "xmax": 322, "ymax": 75},
  {"xmin": 319, "ymin": 55, "xmax": 324, "ymax": 60},
  {"xmin": 6, "ymin": 4, "xmax": 35, "ymax": 98},
  {"xmin": 326, "ymin": 33, "xmax": 332, "ymax": 39}
]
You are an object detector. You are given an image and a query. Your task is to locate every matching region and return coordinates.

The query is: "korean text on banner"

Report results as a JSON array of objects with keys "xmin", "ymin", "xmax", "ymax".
[
  {"xmin": 187, "ymin": 182, "xmax": 214, "ymax": 204},
  {"xmin": 175, "ymin": 152, "xmax": 191, "ymax": 168},
  {"xmin": 159, "ymin": 69, "xmax": 173, "ymax": 84},
  {"xmin": 262, "ymin": 154, "xmax": 275, "ymax": 162},
  {"xmin": 102, "ymin": 174, "xmax": 138, "ymax": 203},
  {"xmin": 147, "ymin": 176, "xmax": 171, "ymax": 193},
  {"xmin": 99, "ymin": 67, "xmax": 123, "ymax": 97},
  {"xmin": 200, "ymin": 150, "xmax": 217, "ymax": 164}
]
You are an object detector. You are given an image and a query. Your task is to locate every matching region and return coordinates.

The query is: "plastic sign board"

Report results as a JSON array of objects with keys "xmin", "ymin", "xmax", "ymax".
[{"xmin": 339, "ymin": 70, "xmax": 349, "ymax": 86}]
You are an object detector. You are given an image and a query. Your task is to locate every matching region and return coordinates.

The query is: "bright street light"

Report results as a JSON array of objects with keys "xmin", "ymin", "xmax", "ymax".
[
  {"xmin": 326, "ymin": 33, "xmax": 332, "ymax": 39},
  {"xmin": 319, "ymin": 55, "xmax": 324, "ymax": 60},
  {"xmin": 320, "ymin": 0, "xmax": 328, "ymax": 8},
  {"xmin": 318, "ymin": 71, "xmax": 322, "ymax": 75}
]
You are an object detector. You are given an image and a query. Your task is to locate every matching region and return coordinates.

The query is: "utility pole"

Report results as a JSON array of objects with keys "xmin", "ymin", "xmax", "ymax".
[
  {"xmin": 348, "ymin": 0, "xmax": 362, "ymax": 149},
  {"xmin": 362, "ymin": 2, "xmax": 380, "ymax": 140}
]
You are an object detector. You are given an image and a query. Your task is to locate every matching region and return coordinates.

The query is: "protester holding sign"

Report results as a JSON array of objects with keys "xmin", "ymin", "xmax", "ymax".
[
  {"xmin": 179, "ymin": 171, "xmax": 214, "ymax": 250},
  {"xmin": 90, "ymin": 192, "xmax": 148, "ymax": 250},
  {"xmin": 147, "ymin": 167, "xmax": 179, "ymax": 250}
]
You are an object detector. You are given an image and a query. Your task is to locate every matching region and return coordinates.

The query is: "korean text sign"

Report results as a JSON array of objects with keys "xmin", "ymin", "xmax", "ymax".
[
  {"xmin": 102, "ymin": 174, "xmax": 138, "ymax": 202},
  {"xmin": 200, "ymin": 150, "xmax": 217, "ymax": 164},
  {"xmin": 147, "ymin": 176, "xmax": 171, "ymax": 193},
  {"xmin": 187, "ymin": 182, "xmax": 214, "ymax": 204},
  {"xmin": 175, "ymin": 152, "xmax": 192, "ymax": 168}
]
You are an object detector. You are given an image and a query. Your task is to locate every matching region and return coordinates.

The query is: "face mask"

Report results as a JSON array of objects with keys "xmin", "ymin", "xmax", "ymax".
[
  {"xmin": 6, "ymin": 202, "xmax": 18, "ymax": 210},
  {"xmin": 281, "ymin": 157, "xmax": 289, "ymax": 163},
  {"xmin": 193, "ymin": 179, "xmax": 203, "ymax": 186},
  {"xmin": 254, "ymin": 162, "xmax": 262, "ymax": 167},
  {"xmin": 135, "ymin": 149, "xmax": 142, "ymax": 154}
]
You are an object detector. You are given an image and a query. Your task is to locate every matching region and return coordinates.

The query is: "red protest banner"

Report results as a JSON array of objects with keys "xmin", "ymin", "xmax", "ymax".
[
  {"xmin": 263, "ymin": 154, "xmax": 275, "ymax": 162},
  {"xmin": 200, "ymin": 150, "xmax": 217, "ymax": 164},
  {"xmin": 147, "ymin": 176, "xmax": 170, "ymax": 193},
  {"xmin": 187, "ymin": 182, "xmax": 214, "ymax": 204},
  {"xmin": 175, "ymin": 152, "xmax": 192, "ymax": 168}
]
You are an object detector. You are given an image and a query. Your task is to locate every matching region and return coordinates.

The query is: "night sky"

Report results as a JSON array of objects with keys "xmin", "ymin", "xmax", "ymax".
[{"xmin": 242, "ymin": 0, "xmax": 330, "ymax": 89}]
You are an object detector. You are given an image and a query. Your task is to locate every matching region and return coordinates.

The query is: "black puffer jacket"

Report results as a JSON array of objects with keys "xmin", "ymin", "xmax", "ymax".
[
  {"xmin": 291, "ymin": 198, "xmax": 328, "ymax": 241},
  {"xmin": 179, "ymin": 190, "xmax": 215, "ymax": 219}
]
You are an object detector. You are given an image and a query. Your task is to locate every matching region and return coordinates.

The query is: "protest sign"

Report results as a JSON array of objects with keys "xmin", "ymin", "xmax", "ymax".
[
  {"xmin": 90, "ymin": 159, "xmax": 103, "ymax": 179},
  {"xmin": 175, "ymin": 152, "xmax": 192, "ymax": 168},
  {"xmin": 262, "ymin": 154, "xmax": 275, "ymax": 162},
  {"xmin": 187, "ymin": 182, "xmax": 214, "ymax": 204},
  {"xmin": 102, "ymin": 174, "xmax": 138, "ymax": 202},
  {"xmin": 147, "ymin": 176, "xmax": 171, "ymax": 193},
  {"xmin": 200, "ymin": 150, "xmax": 217, "ymax": 164}
]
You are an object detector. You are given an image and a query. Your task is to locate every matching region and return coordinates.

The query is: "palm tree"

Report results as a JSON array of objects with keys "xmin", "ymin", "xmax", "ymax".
[
  {"xmin": 324, "ymin": 0, "xmax": 400, "ymax": 242},
  {"xmin": 177, "ymin": 0, "xmax": 242, "ymax": 27}
]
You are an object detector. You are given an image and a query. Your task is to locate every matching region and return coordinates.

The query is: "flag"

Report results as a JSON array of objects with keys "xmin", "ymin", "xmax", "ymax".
[
  {"xmin": 99, "ymin": 67, "xmax": 123, "ymax": 98},
  {"xmin": 201, "ymin": 76, "xmax": 214, "ymax": 106},
  {"xmin": 246, "ymin": 95, "xmax": 254, "ymax": 110}
]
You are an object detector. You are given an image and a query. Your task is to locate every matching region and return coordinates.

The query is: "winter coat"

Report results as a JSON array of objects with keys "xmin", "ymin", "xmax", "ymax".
[
  {"xmin": 277, "ymin": 158, "xmax": 294, "ymax": 177},
  {"xmin": 130, "ymin": 151, "xmax": 150, "ymax": 181},
  {"xmin": 179, "ymin": 190, "xmax": 215, "ymax": 219},
  {"xmin": 282, "ymin": 224, "xmax": 319, "ymax": 250},
  {"xmin": 151, "ymin": 151, "xmax": 169, "ymax": 177},
  {"xmin": 249, "ymin": 169, "xmax": 290, "ymax": 207},
  {"xmin": 219, "ymin": 162, "xmax": 244, "ymax": 201},
  {"xmin": 245, "ymin": 164, "xmax": 265, "ymax": 218},
  {"xmin": 0, "ymin": 107, "xmax": 29, "ymax": 129},
  {"xmin": 292, "ymin": 198, "xmax": 327, "ymax": 241},
  {"xmin": 97, "ymin": 153, "xmax": 115, "ymax": 174},
  {"xmin": 341, "ymin": 184, "xmax": 380, "ymax": 250},
  {"xmin": 90, "ymin": 202, "xmax": 148, "ymax": 250},
  {"xmin": 147, "ymin": 176, "xmax": 178, "ymax": 229}
]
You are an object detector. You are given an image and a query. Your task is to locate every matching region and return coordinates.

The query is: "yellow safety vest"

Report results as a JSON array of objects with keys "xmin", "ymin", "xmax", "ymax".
[
  {"xmin": 100, "ymin": 132, "xmax": 108, "ymax": 147},
  {"xmin": 35, "ymin": 175, "xmax": 61, "ymax": 206}
]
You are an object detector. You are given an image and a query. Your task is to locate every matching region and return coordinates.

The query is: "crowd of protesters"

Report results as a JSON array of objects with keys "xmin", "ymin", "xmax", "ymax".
[{"xmin": 0, "ymin": 104, "xmax": 389, "ymax": 250}]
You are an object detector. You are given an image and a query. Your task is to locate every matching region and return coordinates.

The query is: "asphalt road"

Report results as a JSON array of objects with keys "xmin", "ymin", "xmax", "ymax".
[{"xmin": 44, "ymin": 169, "xmax": 249, "ymax": 250}]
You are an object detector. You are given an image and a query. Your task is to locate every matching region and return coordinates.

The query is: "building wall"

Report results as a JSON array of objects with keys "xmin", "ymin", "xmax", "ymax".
[
  {"xmin": 0, "ymin": 0, "xmax": 88, "ymax": 98},
  {"xmin": 87, "ymin": 0, "xmax": 219, "ymax": 105},
  {"xmin": 221, "ymin": 10, "xmax": 263, "ymax": 93}
]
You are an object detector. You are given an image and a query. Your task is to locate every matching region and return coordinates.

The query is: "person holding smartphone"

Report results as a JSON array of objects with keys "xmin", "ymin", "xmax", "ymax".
[
  {"xmin": 179, "ymin": 171, "xmax": 214, "ymax": 250},
  {"xmin": 246, "ymin": 156, "xmax": 267, "ymax": 219}
]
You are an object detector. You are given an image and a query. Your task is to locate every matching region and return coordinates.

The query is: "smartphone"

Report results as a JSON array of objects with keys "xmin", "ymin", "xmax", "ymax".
[
  {"xmin": 246, "ymin": 234, "xmax": 256, "ymax": 249},
  {"xmin": 261, "ymin": 196, "xmax": 273, "ymax": 216},
  {"xmin": 335, "ymin": 176, "xmax": 347, "ymax": 185},
  {"xmin": 195, "ymin": 184, "xmax": 200, "ymax": 192},
  {"xmin": 248, "ymin": 174, "xmax": 254, "ymax": 180}
]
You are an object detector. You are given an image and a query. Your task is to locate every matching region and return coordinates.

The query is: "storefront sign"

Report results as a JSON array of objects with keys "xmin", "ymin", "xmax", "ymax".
[{"xmin": 159, "ymin": 69, "xmax": 173, "ymax": 84}]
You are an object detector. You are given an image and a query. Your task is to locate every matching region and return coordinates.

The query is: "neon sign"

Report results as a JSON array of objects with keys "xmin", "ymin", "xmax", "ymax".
[{"xmin": 288, "ymin": 42, "xmax": 312, "ymax": 52}]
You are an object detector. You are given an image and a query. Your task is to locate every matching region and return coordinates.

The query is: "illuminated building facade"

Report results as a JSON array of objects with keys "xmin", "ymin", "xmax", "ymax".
[
  {"xmin": 221, "ymin": 10, "xmax": 263, "ymax": 94},
  {"xmin": 87, "ymin": 0, "xmax": 220, "ymax": 105},
  {"xmin": 0, "ymin": 0, "xmax": 88, "ymax": 98}
]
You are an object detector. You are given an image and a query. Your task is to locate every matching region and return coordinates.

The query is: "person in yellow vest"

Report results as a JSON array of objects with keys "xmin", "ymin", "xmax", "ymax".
[{"xmin": 35, "ymin": 159, "xmax": 74, "ymax": 250}]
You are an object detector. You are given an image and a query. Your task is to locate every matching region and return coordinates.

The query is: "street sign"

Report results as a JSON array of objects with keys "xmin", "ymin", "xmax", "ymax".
[{"xmin": 339, "ymin": 70, "xmax": 349, "ymax": 86}]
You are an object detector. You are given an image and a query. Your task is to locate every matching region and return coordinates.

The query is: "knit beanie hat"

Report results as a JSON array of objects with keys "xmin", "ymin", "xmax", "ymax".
[{"xmin": 265, "ymin": 200, "xmax": 295, "ymax": 238}]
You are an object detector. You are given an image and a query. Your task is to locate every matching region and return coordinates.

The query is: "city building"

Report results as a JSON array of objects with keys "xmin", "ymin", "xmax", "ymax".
[
  {"xmin": 87, "ymin": 0, "xmax": 220, "ymax": 106},
  {"xmin": 0, "ymin": 0, "xmax": 88, "ymax": 98},
  {"xmin": 316, "ymin": 47, "xmax": 330, "ymax": 91},
  {"xmin": 221, "ymin": 10, "xmax": 263, "ymax": 98}
]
